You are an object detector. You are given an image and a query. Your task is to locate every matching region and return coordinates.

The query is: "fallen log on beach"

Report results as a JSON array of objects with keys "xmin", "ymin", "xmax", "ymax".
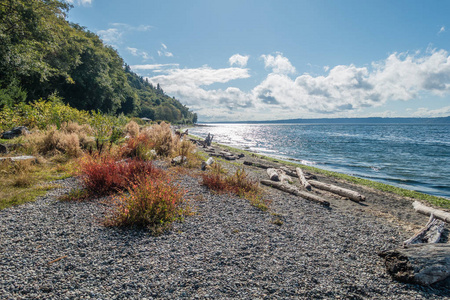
[
  {"xmin": 379, "ymin": 243, "xmax": 450, "ymax": 286},
  {"xmin": 260, "ymin": 180, "xmax": 330, "ymax": 206},
  {"xmin": 309, "ymin": 180, "xmax": 366, "ymax": 202},
  {"xmin": 403, "ymin": 214, "xmax": 444, "ymax": 245},
  {"xmin": 243, "ymin": 161, "xmax": 316, "ymax": 180},
  {"xmin": 296, "ymin": 167, "xmax": 312, "ymax": 191},
  {"xmin": 413, "ymin": 201, "xmax": 450, "ymax": 223}
]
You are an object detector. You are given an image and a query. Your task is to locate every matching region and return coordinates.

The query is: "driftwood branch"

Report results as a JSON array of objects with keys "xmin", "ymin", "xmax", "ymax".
[
  {"xmin": 379, "ymin": 244, "xmax": 450, "ymax": 286},
  {"xmin": 296, "ymin": 167, "xmax": 311, "ymax": 191},
  {"xmin": 309, "ymin": 180, "xmax": 365, "ymax": 202},
  {"xmin": 413, "ymin": 201, "xmax": 450, "ymax": 223},
  {"xmin": 260, "ymin": 180, "xmax": 329, "ymax": 206},
  {"xmin": 403, "ymin": 214, "xmax": 445, "ymax": 245}
]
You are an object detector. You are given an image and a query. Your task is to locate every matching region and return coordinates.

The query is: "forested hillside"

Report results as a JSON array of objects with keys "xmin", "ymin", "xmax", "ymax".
[{"xmin": 0, "ymin": 0, "xmax": 196, "ymax": 123}]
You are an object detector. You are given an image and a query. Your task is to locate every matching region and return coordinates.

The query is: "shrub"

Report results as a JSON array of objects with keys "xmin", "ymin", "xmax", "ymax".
[
  {"xmin": 201, "ymin": 165, "xmax": 268, "ymax": 209},
  {"xmin": 142, "ymin": 122, "xmax": 179, "ymax": 157},
  {"xmin": 120, "ymin": 133, "xmax": 155, "ymax": 160},
  {"xmin": 24, "ymin": 126, "xmax": 83, "ymax": 158},
  {"xmin": 79, "ymin": 155, "xmax": 164, "ymax": 196},
  {"xmin": 105, "ymin": 176, "xmax": 185, "ymax": 229},
  {"xmin": 124, "ymin": 121, "xmax": 140, "ymax": 138}
]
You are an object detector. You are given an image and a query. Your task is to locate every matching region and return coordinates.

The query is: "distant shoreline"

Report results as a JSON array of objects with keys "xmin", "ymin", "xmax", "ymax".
[{"xmin": 197, "ymin": 116, "xmax": 450, "ymax": 125}]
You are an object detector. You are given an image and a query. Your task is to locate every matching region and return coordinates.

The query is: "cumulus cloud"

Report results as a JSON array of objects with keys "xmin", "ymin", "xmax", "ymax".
[
  {"xmin": 158, "ymin": 43, "xmax": 173, "ymax": 57},
  {"xmin": 229, "ymin": 54, "xmax": 249, "ymax": 67},
  {"xmin": 261, "ymin": 53, "xmax": 296, "ymax": 74},
  {"xmin": 439, "ymin": 26, "xmax": 445, "ymax": 34},
  {"xmin": 66, "ymin": 0, "xmax": 92, "ymax": 6},
  {"xmin": 141, "ymin": 49, "xmax": 450, "ymax": 121}
]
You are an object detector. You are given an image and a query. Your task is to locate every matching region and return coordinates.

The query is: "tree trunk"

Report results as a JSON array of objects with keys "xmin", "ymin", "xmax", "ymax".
[
  {"xmin": 260, "ymin": 179, "xmax": 330, "ymax": 206},
  {"xmin": 296, "ymin": 167, "xmax": 312, "ymax": 191},
  {"xmin": 309, "ymin": 180, "xmax": 366, "ymax": 202},
  {"xmin": 413, "ymin": 201, "xmax": 450, "ymax": 223},
  {"xmin": 379, "ymin": 244, "xmax": 450, "ymax": 286}
]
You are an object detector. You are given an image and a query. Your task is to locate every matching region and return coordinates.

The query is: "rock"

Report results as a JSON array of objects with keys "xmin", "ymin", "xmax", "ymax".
[
  {"xmin": 171, "ymin": 155, "xmax": 187, "ymax": 165},
  {"xmin": 1, "ymin": 126, "xmax": 30, "ymax": 139},
  {"xmin": 0, "ymin": 144, "xmax": 7, "ymax": 154}
]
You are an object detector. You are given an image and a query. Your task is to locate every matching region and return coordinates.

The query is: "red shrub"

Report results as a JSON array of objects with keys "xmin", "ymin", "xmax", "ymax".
[
  {"xmin": 106, "ymin": 176, "xmax": 186, "ymax": 228},
  {"xmin": 79, "ymin": 155, "xmax": 165, "ymax": 196}
]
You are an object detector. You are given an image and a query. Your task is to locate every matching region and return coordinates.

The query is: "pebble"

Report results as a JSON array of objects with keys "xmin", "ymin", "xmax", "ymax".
[{"xmin": 0, "ymin": 175, "xmax": 449, "ymax": 299}]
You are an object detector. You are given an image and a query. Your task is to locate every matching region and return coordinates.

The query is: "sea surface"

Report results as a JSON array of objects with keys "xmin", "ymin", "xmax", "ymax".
[{"xmin": 190, "ymin": 123, "xmax": 450, "ymax": 199}]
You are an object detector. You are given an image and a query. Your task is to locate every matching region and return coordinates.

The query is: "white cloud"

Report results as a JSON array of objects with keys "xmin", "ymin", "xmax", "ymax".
[
  {"xmin": 158, "ymin": 43, "xmax": 173, "ymax": 57},
  {"xmin": 66, "ymin": 0, "xmax": 92, "ymax": 6},
  {"xmin": 261, "ymin": 53, "xmax": 296, "ymax": 74},
  {"xmin": 412, "ymin": 106, "xmax": 450, "ymax": 117},
  {"xmin": 439, "ymin": 26, "xmax": 445, "ymax": 34},
  {"xmin": 140, "ymin": 49, "xmax": 450, "ymax": 121},
  {"xmin": 97, "ymin": 28, "xmax": 122, "ymax": 47},
  {"xmin": 229, "ymin": 54, "xmax": 249, "ymax": 67},
  {"xmin": 131, "ymin": 64, "xmax": 180, "ymax": 70},
  {"xmin": 97, "ymin": 23, "xmax": 152, "ymax": 47},
  {"xmin": 126, "ymin": 47, "xmax": 151, "ymax": 60},
  {"xmin": 323, "ymin": 66, "xmax": 330, "ymax": 72}
]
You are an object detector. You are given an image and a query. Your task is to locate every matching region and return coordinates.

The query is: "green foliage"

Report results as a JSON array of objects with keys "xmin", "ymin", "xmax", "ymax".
[{"xmin": 0, "ymin": 0, "xmax": 196, "ymax": 123}]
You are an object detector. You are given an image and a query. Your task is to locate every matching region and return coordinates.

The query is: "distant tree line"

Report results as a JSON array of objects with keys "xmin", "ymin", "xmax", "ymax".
[{"xmin": 0, "ymin": 0, "xmax": 197, "ymax": 124}]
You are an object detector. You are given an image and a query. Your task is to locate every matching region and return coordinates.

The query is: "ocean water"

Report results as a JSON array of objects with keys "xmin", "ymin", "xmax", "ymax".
[{"xmin": 190, "ymin": 123, "xmax": 450, "ymax": 199}]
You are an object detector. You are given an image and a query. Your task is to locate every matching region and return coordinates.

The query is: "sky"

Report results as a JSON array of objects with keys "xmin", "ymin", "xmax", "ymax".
[{"xmin": 66, "ymin": 0, "xmax": 450, "ymax": 121}]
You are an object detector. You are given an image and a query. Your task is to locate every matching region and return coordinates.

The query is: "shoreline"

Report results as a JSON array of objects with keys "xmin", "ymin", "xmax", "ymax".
[{"xmin": 188, "ymin": 132, "xmax": 450, "ymax": 209}]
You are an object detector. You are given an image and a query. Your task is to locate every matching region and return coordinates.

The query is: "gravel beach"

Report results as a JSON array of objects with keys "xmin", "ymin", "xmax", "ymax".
[{"xmin": 1, "ymin": 150, "xmax": 449, "ymax": 299}]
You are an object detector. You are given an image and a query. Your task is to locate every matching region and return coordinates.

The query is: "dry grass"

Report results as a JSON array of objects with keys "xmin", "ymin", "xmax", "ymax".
[
  {"xmin": 124, "ymin": 121, "xmax": 140, "ymax": 138},
  {"xmin": 0, "ymin": 158, "xmax": 73, "ymax": 210},
  {"xmin": 142, "ymin": 122, "xmax": 180, "ymax": 157},
  {"xmin": 23, "ymin": 126, "xmax": 83, "ymax": 158}
]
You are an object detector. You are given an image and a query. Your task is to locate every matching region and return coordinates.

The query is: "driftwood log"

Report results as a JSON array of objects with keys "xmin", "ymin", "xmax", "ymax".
[
  {"xmin": 403, "ymin": 214, "xmax": 445, "ymax": 245},
  {"xmin": 309, "ymin": 180, "xmax": 365, "ymax": 202},
  {"xmin": 243, "ymin": 161, "xmax": 316, "ymax": 180},
  {"xmin": 266, "ymin": 168, "xmax": 292, "ymax": 183},
  {"xmin": 201, "ymin": 157, "xmax": 214, "ymax": 171},
  {"xmin": 379, "ymin": 244, "xmax": 450, "ymax": 286},
  {"xmin": 260, "ymin": 180, "xmax": 330, "ymax": 206},
  {"xmin": 296, "ymin": 167, "xmax": 312, "ymax": 191},
  {"xmin": 266, "ymin": 168, "xmax": 280, "ymax": 181},
  {"xmin": 413, "ymin": 201, "xmax": 450, "ymax": 223}
]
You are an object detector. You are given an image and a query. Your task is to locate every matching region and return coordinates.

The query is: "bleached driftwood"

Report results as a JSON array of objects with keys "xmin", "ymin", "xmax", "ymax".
[
  {"xmin": 296, "ymin": 167, "xmax": 311, "ymax": 191},
  {"xmin": 379, "ymin": 244, "xmax": 450, "ymax": 286},
  {"xmin": 403, "ymin": 214, "xmax": 445, "ymax": 245},
  {"xmin": 260, "ymin": 179, "xmax": 330, "ymax": 206},
  {"xmin": 309, "ymin": 180, "xmax": 366, "ymax": 202},
  {"xmin": 201, "ymin": 157, "xmax": 214, "ymax": 171},
  {"xmin": 413, "ymin": 201, "xmax": 450, "ymax": 223},
  {"xmin": 266, "ymin": 168, "xmax": 292, "ymax": 183},
  {"xmin": 267, "ymin": 168, "xmax": 280, "ymax": 181}
]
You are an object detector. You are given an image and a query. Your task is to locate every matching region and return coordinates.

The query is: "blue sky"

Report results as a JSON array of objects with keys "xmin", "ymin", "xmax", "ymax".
[{"xmin": 67, "ymin": 0, "xmax": 450, "ymax": 121}]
